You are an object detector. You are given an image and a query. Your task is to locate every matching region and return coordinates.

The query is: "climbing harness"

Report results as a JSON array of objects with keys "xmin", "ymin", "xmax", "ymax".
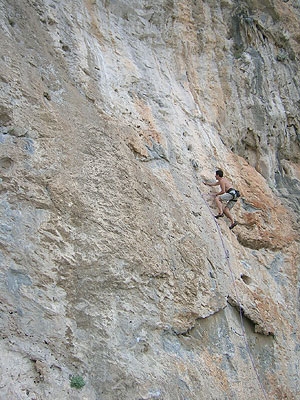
[
  {"xmin": 227, "ymin": 188, "xmax": 241, "ymax": 201},
  {"xmin": 193, "ymin": 169, "xmax": 269, "ymax": 400}
]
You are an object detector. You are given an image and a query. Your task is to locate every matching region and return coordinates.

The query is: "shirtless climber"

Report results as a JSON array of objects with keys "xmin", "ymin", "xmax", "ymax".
[{"xmin": 204, "ymin": 169, "xmax": 239, "ymax": 230}]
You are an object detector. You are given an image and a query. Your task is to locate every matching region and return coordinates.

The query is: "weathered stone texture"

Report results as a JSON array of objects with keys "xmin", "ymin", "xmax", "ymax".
[{"xmin": 0, "ymin": 0, "xmax": 299, "ymax": 399}]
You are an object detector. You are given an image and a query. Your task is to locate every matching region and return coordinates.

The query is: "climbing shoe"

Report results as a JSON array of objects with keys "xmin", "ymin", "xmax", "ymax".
[
  {"xmin": 215, "ymin": 213, "xmax": 224, "ymax": 218},
  {"xmin": 229, "ymin": 221, "xmax": 238, "ymax": 230}
]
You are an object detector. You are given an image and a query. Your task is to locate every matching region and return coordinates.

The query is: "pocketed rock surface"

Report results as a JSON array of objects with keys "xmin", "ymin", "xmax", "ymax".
[{"xmin": 0, "ymin": 1, "xmax": 299, "ymax": 399}]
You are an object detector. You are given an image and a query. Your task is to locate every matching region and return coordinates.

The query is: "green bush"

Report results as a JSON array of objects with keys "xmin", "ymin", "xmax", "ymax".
[{"xmin": 70, "ymin": 375, "xmax": 85, "ymax": 389}]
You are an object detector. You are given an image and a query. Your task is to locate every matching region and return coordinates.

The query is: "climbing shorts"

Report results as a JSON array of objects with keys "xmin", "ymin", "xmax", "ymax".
[{"xmin": 219, "ymin": 193, "xmax": 236, "ymax": 210}]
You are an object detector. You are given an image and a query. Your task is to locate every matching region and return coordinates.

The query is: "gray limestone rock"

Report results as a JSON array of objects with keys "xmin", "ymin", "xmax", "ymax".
[{"xmin": 0, "ymin": 0, "xmax": 299, "ymax": 399}]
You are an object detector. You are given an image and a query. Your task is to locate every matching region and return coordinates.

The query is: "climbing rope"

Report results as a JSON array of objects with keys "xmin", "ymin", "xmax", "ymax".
[{"xmin": 193, "ymin": 170, "xmax": 269, "ymax": 400}]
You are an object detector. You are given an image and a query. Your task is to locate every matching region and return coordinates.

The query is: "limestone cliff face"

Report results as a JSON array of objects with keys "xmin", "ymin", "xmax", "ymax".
[{"xmin": 0, "ymin": 0, "xmax": 299, "ymax": 399}]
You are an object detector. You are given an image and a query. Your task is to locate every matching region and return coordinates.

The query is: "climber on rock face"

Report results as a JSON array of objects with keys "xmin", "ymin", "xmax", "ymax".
[{"xmin": 204, "ymin": 169, "xmax": 239, "ymax": 230}]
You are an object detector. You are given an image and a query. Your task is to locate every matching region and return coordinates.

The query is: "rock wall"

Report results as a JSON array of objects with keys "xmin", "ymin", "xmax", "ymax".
[{"xmin": 0, "ymin": 0, "xmax": 299, "ymax": 399}]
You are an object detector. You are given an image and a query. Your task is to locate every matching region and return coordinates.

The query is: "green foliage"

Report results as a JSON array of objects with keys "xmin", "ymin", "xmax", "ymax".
[
  {"xmin": 276, "ymin": 53, "xmax": 287, "ymax": 62},
  {"xmin": 70, "ymin": 375, "xmax": 85, "ymax": 389}
]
